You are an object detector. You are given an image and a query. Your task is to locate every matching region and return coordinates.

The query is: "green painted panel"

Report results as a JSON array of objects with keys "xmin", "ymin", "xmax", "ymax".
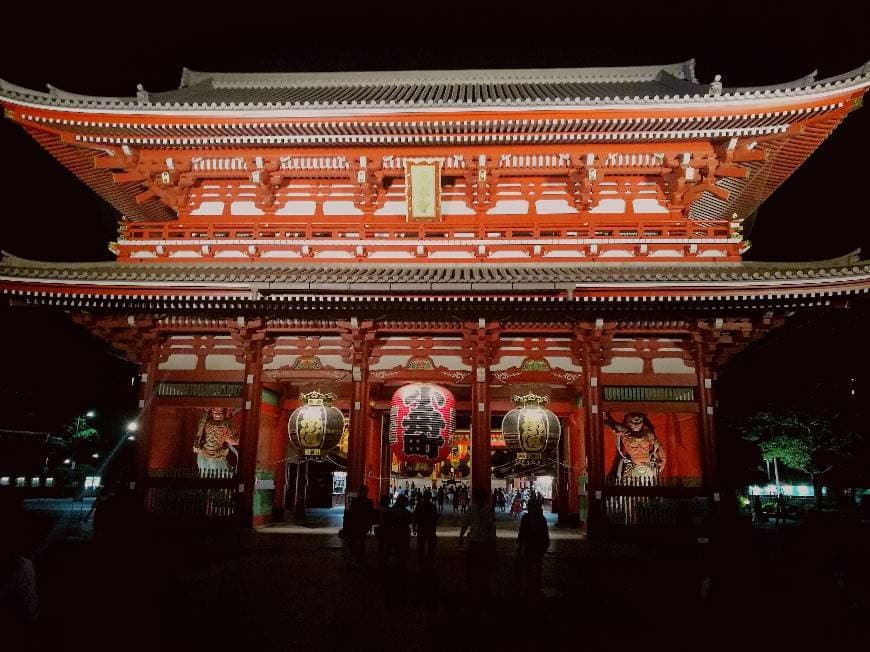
[
  {"xmin": 253, "ymin": 469, "xmax": 275, "ymax": 516},
  {"xmin": 261, "ymin": 388, "xmax": 280, "ymax": 406}
]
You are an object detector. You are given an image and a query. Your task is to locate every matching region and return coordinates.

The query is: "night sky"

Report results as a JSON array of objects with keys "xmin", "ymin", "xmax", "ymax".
[{"xmin": 0, "ymin": 5, "xmax": 868, "ymax": 432}]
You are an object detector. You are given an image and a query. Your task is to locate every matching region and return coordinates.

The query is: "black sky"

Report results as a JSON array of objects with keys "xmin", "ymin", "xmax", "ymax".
[{"xmin": 0, "ymin": 4, "xmax": 868, "ymax": 430}]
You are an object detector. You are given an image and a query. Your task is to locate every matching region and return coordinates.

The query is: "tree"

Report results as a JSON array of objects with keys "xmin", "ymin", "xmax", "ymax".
[
  {"xmin": 44, "ymin": 412, "xmax": 103, "ymax": 480},
  {"xmin": 737, "ymin": 409, "xmax": 861, "ymax": 507}
]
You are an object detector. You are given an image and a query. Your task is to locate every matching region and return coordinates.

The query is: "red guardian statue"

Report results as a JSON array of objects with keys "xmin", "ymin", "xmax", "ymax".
[
  {"xmin": 193, "ymin": 407, "xmax": 240, "ymax": 474},
  {"xmin": 603, "ymin": 412, "xmax": 667, "ymax": 485}
]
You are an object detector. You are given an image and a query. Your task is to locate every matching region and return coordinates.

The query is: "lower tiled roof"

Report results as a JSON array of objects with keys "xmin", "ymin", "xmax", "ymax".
[{"xmin": 1, "ymin": 251, "xmax": 867, "ymax": 295}]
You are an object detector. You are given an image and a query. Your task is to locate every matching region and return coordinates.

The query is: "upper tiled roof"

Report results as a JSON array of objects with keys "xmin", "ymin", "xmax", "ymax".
[{"xmin": 2, "ymin": 60, "xmax": 868, "ymax": 113}]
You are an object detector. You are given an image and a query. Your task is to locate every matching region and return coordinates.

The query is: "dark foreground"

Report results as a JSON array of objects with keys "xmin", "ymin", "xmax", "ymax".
[{"xmin": 11, "ymin": 500, "xmax": 870, "ymax": 651}]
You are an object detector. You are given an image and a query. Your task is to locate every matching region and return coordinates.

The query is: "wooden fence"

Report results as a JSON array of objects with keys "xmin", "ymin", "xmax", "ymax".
[
  {"xmin": 145, "ymin": 467, "xmax": 238, "ymax": 518},
  {"xmin": 604, "ymin": 494, "xmax": 712, "ymax": 527}
]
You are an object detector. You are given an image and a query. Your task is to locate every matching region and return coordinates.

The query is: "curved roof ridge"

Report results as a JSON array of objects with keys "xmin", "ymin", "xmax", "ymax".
[
  {"xmin": 179, "ymin": 60, "xmax": 698, "ymax": 89},
  {"xmin": 44, "ymin": 83, "xmax": 126, "ymax": 101},
  {"xmin": 723, "ymin": 60, "xmax": 870, "ymax": 95},
  {"xmin": 2, "ymin": 59, "xmax": 867, "ymax": 111}
]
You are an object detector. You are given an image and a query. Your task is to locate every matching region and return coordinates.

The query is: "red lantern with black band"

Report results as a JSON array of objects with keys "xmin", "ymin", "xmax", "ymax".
[{"xmin": 389, "ymin": 383, "xmax": 456, "ymax": 463}]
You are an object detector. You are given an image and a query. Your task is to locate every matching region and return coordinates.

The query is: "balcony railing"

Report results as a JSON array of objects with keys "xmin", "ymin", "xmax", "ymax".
[{"xmin": 120, "ymin": 218, "xmax": 732, "ymax": 244}]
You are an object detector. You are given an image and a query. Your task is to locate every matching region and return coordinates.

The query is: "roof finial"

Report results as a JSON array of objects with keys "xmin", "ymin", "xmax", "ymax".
[
  {"xmin": 709, "ymin": 74, "xmax": 723, "ymax": 97},
  {"xmin": 136, "ymin": 83, "xmax": 150, "ymax": 104}
]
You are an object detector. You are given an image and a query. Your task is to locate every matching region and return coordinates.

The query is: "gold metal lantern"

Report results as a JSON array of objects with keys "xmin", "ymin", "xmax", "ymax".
[
  {"xmin": 501, "ymin": 393, "xmax": 561, "ymax": 462},
  {"xmin": 288, "ymin": 391, "xmax": 345, "ymax": 460}
]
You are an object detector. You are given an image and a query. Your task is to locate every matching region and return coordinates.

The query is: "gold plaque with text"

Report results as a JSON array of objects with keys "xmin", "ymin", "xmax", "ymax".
[{"xmin": 405, "ymin": 161, "xmax": 441, "ymax": 221}]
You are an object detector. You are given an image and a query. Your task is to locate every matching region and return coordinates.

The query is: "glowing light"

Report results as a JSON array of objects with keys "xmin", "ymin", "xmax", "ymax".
[
  {"xmin": 92, "ymin": 453, "xmax": 99, "ymax": 459},
  {"xmin": 126, "ymin": 421, "xmax": 139, "ymax": 432},
  {"xmin": 389, "ymin": 383, "xmax": 456, "ymax": 463},
  {"xmin": 63, "ymin": 458, "xmax": 71, "ymax": 464},
  {"xmin": 85, "ymin": 410, "xmax": 96, "ymax": 418},
  {"xmin": 127, "ymin": 435, "xmax": 136, "ymax": 441}
]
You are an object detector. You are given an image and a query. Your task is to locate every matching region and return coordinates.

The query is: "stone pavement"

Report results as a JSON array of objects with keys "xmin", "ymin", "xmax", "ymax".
[{"xmin": 15, "ymin": 501, "xmax": 870, "ymax": 651}]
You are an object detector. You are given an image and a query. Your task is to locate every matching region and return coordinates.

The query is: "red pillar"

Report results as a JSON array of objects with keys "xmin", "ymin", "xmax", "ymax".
[
  {"xmin": 582, "ymin": 342, "xmax": 606, "ymax": 537},
  {"xmin": 566, "ymin": 407, "xmax": 585, "ymax": 528},
  {"xmin": 471, "ymin": 362, "xmax": 491, "ymax": 498},
  {"xmin": 380, "ymin": 425, "xmax": 392, "ymax": 499},
  {"xmin": 554, "ymin": 432, "xmax": 566, "ymax": 515},
  {"xmin": 693, "ymin": 337, "xmax": 719, "ymax": 489},
  {"xmin": 347, "ymin": 376, "xmax": 370, "ymax": 493},
  {"xmin": 237, "ymin": 335, "xmax": 265, "ymax": 527},
  {"xmin": 270, "ymin": 408, "xmax": 290, "ymax": 519},
  {"xmin": 133, "ymin": 332, "xmax": 161, "ymax": 495},
  {"xmin": 253, "ymin": 396, "xmax": 280, "ymax": 526},
  {"xmin": 345, "ymin": 321, "xmax": 372, "ymax": 496},
  {"xmin": 364, "ymin": 410, "xmax": 382, "ymax": 500}
]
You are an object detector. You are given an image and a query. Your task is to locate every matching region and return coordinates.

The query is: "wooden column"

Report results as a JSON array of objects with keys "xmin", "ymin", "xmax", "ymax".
[
  {"xmin": 364, "ymin": 410, "xmax": 382, "ymax": 500},
  {"xmin": 122, "ymin": 317, "xmax": 162, "ymax": 496},
  {"xmin": 270, "ymin": 408, "xmax": 290, "ymax": 520},
  {"xmin": 470, "ymin": 370, "xmax": 491, "ymax": 497},
  {"xmin": 558, "ymin": 404, "xmax": 583, "ymax": 528},
  {"xmin": 578, "ymin": 323, "xmax": 608, "ymax": 537},
  {"xmin": 554, "ymin": 432, "xmax": 566, "ymax": 516},
  {"xmin": 467, "ymin": 319, "xmax": 496, "ymax": 498},
  {"xmin": 568, "ymin": 407, "xmax": 586, "ymax": 528},
  {"xmin": 692, "ymin": 334, "xmax": 720, "ymax": 489},
  {"xmin": 345, "ymin": 319, "xmax": 373, "ymax": 493},
  {"xmin": 380, "ymin": 422, "xmax": 393, "ymax": 499},
  {"xmin": 237, "ymin": 325, "xmax": 265, "ymax": 527},
  {"xmin": 134, "ymin": 345, "xmax": 160, "ymax": 492}
]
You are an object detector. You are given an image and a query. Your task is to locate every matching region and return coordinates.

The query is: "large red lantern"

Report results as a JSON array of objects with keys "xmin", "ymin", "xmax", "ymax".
[
  {"xmin": 501, "ymin": 393, "xmax": 561, "ymax": 463},
  {"xmin": 389, "ymin": 383, "xmax": 455, "ymax": 463},
  {"xmin": 288, "ymin": 391, "xmax": 345, "ymax": 460}
]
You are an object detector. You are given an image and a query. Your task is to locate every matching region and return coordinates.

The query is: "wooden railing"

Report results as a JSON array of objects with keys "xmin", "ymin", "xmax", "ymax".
[
  {"xmin": 604, "ymin": 495, "xmax": 712, "ymax": 527},
  {"xmin": 604, "ymin": 475, "xmax": 703, "ymax": 489},
  {"xmin": 120, "ymin": 219, "xmax": 731, "ymax": 243}
]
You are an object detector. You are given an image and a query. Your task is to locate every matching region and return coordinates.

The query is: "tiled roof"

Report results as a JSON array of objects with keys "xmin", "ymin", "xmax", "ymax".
[
  {"xmin": 1, "ymin": 251, "xmax": 867, "ymax": 294},
  {"xmin": 2, "ymin": 60, "xmax": 868, "ymax": 112}
]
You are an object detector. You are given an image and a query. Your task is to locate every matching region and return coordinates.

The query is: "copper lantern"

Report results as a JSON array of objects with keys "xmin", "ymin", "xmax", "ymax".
[
  {"xmin": 501, "ymin": 393, "xmax": 561, "ymax": 462},
  {"xmin": 288, "ymin": 391, "xmax": 345, "ymax": 460},
  {"xmin": 389, "ymin": 383, "xmax": 456, "ymax": 463}
]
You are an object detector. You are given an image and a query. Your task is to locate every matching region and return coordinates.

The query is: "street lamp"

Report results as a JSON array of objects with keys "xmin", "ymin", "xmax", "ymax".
[{"xmin": 66, "ymin": 409, "xmax": 95, "ymax": 483}]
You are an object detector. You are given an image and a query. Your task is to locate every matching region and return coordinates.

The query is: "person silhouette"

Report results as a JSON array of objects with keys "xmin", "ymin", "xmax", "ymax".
[
  {"xmin": 344, "ymin": 485, "xmax": 375, "ymax": 567},
  {"xmin": 413, "ymin": 489, "xmax": 439, "ymax": 573},
  {"xmin": 517, "ymin": 498, "xmax": 550, "ymax": 597},
  {"xmin": 459, "ymin": 488, "xmax": 497, "ymax": 614}
]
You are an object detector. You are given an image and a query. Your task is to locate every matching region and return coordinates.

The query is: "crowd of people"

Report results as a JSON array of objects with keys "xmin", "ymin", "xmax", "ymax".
[
  {"xmin": 384, "ymin": 482, "xmax": 545, "ymax": 518},
  {"xmin": 340, "ymin": 483, "xmax": 551, "ymax": 599}
]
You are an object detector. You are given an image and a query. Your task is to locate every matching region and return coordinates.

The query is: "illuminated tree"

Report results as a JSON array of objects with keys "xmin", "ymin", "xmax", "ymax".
[{"xmin": 738, "ymin": 409, "xmax": 860, "ymax": 507}]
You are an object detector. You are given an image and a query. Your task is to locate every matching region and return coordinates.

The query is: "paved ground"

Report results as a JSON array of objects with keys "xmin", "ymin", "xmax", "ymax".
[{"xmin": 10, "ymin": 500, "xmax": 870, "ymax": 651}]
